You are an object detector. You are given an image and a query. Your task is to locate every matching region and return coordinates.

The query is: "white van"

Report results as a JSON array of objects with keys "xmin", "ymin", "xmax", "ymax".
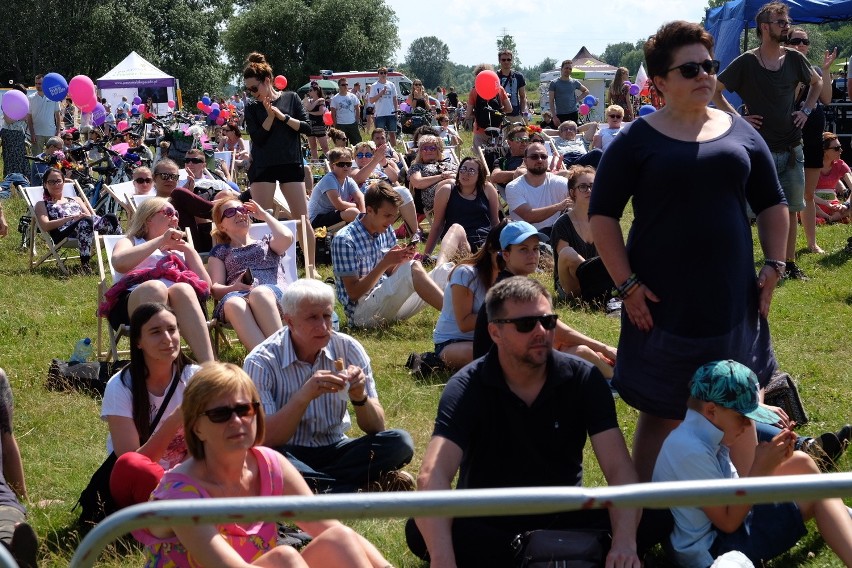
[{"xmin": 306, "ymin": 70, "xmax": 413, "ymax": 99}]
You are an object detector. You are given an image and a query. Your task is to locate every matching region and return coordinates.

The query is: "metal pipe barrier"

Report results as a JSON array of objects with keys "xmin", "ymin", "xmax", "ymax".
[
  {"xmin": 71, "ymin": 472, "xmax": 852, "ymax": 568},
  {"xmin": 0, "ymin": 542, "xmax": 20, "ymax": 568}
]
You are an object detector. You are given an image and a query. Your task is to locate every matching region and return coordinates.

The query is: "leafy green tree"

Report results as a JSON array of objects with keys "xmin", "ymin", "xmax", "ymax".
[
  {"xmin": 497, "ymin": 33, "xmax": 520, "ymax": 67},
  {"xmin": 406, "ymin": 36, "xmax": 450, "ymax": 89},
  {"xmin": 223, "ymin": 0, "xmax": 399, "ymax": 90}
]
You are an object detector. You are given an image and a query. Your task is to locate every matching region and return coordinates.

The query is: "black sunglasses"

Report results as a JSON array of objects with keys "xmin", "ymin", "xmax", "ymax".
[
  {"xmin": 133, "ymin": 177, "xmax": 153, "ymax": 184},
  {"xmin": 185, "ymin": 157, "xmax": 205, "ymax": 164},
  {"xmin": 156, "ymin": 172, "xmax": 180, "ymax": 181},
  {"xmin": 244, "ymin": 85, "xmax": 259, "ymax": 94},
  {"xmin": 787, "ymin": 37, "xmax": 810, "ymax": 46},
  {"xmin": 667, "ymin": 59, "xmax": 720, "ymax": 79},
  {"xmin": 491, "ymin": 314, "xmax": 559, "ymax": 333},
  {"xmin": 201, "ymin": 402, "xmax": 260, "ymax": 423},
  {"xmin": 335, "ymin": 161, "xmax": 353, "ymax": 168}
]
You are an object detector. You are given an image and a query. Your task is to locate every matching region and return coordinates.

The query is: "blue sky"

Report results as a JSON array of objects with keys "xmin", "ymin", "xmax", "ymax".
[{"xmin": 388, "ymin": 0, "xmax": 712, "ymax": 68}]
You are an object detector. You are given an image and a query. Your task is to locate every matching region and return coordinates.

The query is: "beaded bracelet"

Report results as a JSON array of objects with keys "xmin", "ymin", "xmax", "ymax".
[{"xmin": 612, "ymin": 273, "xmax": 641, "ymax": 299}]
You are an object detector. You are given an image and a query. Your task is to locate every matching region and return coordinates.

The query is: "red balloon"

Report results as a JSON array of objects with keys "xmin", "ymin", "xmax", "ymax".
[
  {"xmin": 220, "ymin": 110, "xmax": 230, "ymax": 119},
  {"xmin": 474, "ymin": 70, "xmax": 500, "ymax": 100},
  {"xmin": 274, "ymin": 75, "xmax": 288, "ymax": 90},
  {"xmin": 322, "ymin": 111, "xmax": 333, "ymax": 126},
  {"xmin": 196, "ymin": 101, "xmax": 205, "ymax": 110}
]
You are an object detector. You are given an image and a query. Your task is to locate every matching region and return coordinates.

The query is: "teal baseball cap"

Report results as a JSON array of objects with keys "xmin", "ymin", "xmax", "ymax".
[{"xmin": 689, "ymin": 360, "xmax": 781, "ymax": 424}]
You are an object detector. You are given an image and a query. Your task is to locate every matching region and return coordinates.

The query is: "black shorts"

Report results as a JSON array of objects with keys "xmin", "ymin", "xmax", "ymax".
[
  {"xmin": 801, "ymin": 105, "xmax": 825, "ymax": 169},
  {"xmin": 253, "ymin": 163, "xmax": 304, "ymax": 184},
  {"xmin": 311, "ymin": 210, "xmax": 343, "ymax": 228}
]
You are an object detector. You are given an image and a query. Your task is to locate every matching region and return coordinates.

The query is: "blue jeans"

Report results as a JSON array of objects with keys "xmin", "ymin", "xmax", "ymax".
[
  {"xmin": 280, "ymin": 429, "xmax": 414, "ymax": 493},
  {"xmin": 756, "ymin": 422, "xmax": 809, "ymax": 449},
  {"xmin": 374, "ymin": 114, "xmax": 398, "ymax": 133},
  {"xmin": 770, "ymin": 145, "xmax": 805, "ymax": 212}
]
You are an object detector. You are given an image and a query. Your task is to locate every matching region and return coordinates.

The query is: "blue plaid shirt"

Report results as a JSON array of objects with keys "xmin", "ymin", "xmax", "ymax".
[{"xmin": 331, "ymin": 214, "xmax": 397, "ymax": 320}]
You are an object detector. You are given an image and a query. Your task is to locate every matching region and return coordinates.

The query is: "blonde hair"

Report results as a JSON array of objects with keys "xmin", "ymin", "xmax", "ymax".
[
  {"xmin": 354, "ymin": 141, "xmax": 376, "ymax": 154},
  {"xmin": 126, "ymin": 196, "xmax": 171, "ymax": 239},
  {"xmin": 413, "ymin": 135, "xmax": 445, "ymax": 165},
  {"xmin": 182, "ymin": 362, "xmax": 265, "ymax": 460},
  {"xmin": 606, "ymin": 104, "xmax": 625, "ymax": 117}
]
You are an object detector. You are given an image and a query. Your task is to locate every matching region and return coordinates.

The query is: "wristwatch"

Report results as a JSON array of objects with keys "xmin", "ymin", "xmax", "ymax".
[
  {"xmin": 350, "ymin": 395, "xmax": 368, "ymax": 406},
  {"xmin": 764, "ymin": 259, "xmax": 786, "ymax": 277},
  {"xmin": 802, "ymin": 107, "xmax": 812, "ymax": 117}
]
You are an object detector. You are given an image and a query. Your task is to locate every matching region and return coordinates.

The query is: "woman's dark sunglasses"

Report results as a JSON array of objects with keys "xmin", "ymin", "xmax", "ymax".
[
  {"xmin": 787, "ymin": 37, "xmax": 810, "ymax": 46},
  {"xmin": 491, "ymin": 314, "xmax": 559, "ymax": 333},
  {"xmin": 185, "ymin": 157, "xmax": 205, "ymax": 164},
  {"xmin": 222, "ymin": 206, "xmax": 248, "ymax": 218},
  {"xmin": 244, "ymin": 85, "xmax": 259, "ymax": 94},
  {"xmin": 667, "ymin": 59, "xmax": 720, "ymax": 79},
  {"xmin": 133, "ymin": 177, "xmax": 153, "ymax": 184},
  {"xmin": 201, "ymin": 402, "xmax": 260, "ymax": 423}
]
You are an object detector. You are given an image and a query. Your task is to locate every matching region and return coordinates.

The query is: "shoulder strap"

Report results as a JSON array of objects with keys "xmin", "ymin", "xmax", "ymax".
[{"xmin": 149, "ymin": 368, "xmax": 180, "ymax": 434}]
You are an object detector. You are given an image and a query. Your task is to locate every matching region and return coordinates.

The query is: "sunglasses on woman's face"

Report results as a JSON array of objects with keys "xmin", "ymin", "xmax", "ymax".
[
  {"xmin": 45, "ymin": 179, "xmax": 64, "ymax": 186},
  {"xmin": 244, "ymin": 85, "xmax": 259, "ymax": 94},
  {"xmin": 222, "ymin": 206, "xmax": 248, "ymax": 218},
  {"xmin": 420, "ymin": 145, "xmax": 438, "ymax": 152},
  {"xmin": 157, "ymin": 172, "xmax": 180, "ymax": 181},
  {"xmin": 356, "ymin": 152, "xmax": 374, "ymax": 159},
  {"xmin": 828, "ymin": 145, "xmax": 843, "ymax": 152},
  {"xmin": 787, "ymin": 37, "xmax": 810, "ymax": 46},
  {"xmin": 133, "ymin": 177, "xmax": 153, "ymax": 184},
  {"xmin": 667, "ymin": 59, "xmax": 721, "ymax": 79},
  {"xmin": 491, "ymin": 314, "xmax": 559, "ymax": 333},
  {"xmin": 184, "ymin": 157, "xmax": 205, "ymax": 164},
  {"xmin": 158, "ymin": 206, "xmax": 178, "ymax": 218},
  {"xmin": 201, "ymin": 402, "xmax": 260, "ymax": 423}
]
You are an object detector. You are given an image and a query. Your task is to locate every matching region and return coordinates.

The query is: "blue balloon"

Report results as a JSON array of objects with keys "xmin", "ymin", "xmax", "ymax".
[
  {"xmin": 638, "ymin": 104, "xmax": 656, "ymax": 116},
  {"xmin": 583, "ymin": 94, "xmax": 596, "ymax": 107},
  {"xmin": 42, "ymin": 73, "xmax": 68, "ymax": 102},
  {"xmin": 202, "ymin": 96, "xmax": 211, "ymax": 106}
]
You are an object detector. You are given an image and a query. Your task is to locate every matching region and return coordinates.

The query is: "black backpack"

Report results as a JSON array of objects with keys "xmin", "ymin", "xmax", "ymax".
[{"xmin": 474, "ymin": 95, "xmax": 502, "ymax": 129}]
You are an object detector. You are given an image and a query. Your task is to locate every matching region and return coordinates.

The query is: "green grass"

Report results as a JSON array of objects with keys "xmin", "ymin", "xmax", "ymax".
[{"xmin": 4, "ymin": 128, "xmax": 852, "ymax": 566}]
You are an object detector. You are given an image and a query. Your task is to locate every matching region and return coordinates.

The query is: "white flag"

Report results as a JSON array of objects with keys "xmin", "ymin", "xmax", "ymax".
[{"xmin": 635, "ymin": 63, "xmax": 649, "ymax": 90}]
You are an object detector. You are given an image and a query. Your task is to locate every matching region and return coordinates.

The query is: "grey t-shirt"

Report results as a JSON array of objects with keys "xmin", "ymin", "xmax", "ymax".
[
  {"xmin": 718, "ymin": 48, "xmax": 813, "ymax": 150},
  {"xmin": 549, "ymin": 77, "xmax": 583, "ymax": 115}
]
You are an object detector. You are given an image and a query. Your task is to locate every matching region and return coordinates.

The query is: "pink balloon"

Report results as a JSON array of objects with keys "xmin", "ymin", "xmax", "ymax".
[
  {"xmin": 167, "ymin": 100, "xmax": 176, "ymax": 108},
  {"xmin": 117, "ymin": 120, "xmax": 129, "ymax": 131},
  {"xmin": 0, "ymin": 90, "xmax": 29, "ymax": 121},
  {"xmin": 474, "ymin": 70, "xmax": 500, "ymax": 100},
  {"xmin": 274, "ymin": 75, "xmax": 287, "ymax": 89},
  {"xmin": 215, "ymin": 117, "xmax": 226, "ymax": 125},
  {"xmin": 79, "ymin": 97, "xmax": 98, "ymax": 113},
  {"xmin": 138, "ymin": 104, "xmax": 146, "ymax": 115},
  {"xmin": 578, "ymin": 104, "xmax": 590, "ymax": 116},
  {"xmin": 111, "ymin": 142, "xmax": 129, "ymax": 155},
  {"xmin": 203, "ymin": 105, "xmax": 212, "ymax": 114},
  {"xmin": 68, "ymin": 75, "xmax": 95, "ymax": 106},
  {"xmin": 323, "ymin": 111, "xmax": 333, "ymax": 126}
]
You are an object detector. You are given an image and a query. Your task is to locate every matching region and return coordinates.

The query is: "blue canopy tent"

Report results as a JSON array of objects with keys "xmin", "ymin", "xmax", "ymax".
[{"xmin": 706, "ymin": 0, "xmax": 852, "ymax": 108}]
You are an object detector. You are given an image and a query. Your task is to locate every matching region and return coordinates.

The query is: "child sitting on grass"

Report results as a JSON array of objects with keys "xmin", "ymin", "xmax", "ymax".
[{"xmin": 653, "ymin": 359, "xmax": 852, "ymax": 568}]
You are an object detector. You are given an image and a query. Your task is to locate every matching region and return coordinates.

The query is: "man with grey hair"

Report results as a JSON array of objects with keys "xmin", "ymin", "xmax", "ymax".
[
  {"xmin": 243, "ymin": 278, "xmax": 415, "ymax": 493},
  {"xmin": 409, "ymin": 276, "xmax": 669, "ymax": 566}
]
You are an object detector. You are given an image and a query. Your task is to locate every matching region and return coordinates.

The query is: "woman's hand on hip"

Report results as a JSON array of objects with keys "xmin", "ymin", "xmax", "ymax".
[
  {"xmin": 623, "ymin": 284, "xmax": 659, "ymax": 332},
  {"xmin": 757, "ymin": 265, "xmax": 780, "ymax": 318}
]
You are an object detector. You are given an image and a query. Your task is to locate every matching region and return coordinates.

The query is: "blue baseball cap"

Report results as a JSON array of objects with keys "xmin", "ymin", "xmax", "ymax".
[
  {"xmin": 499, "ymin": 221, "xmax": 549, "ymax": 250},
  {"xmin": 689, "ymin": 360, "xmax": 781, "ymax": 424}
]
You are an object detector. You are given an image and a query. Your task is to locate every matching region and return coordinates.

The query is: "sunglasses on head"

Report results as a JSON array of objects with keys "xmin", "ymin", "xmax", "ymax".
[
  {"xmin": 201, "ymin": 401, "xmax": 260, "ymax": 423},
  {"xmin": 158, "ymin": 206, "xmax": 178, "ymax": 218},
  {"xmin": 222, "ymin": 205, "xmax": 248, "ymax": 218},
  {"xmin": 134, "ymin": 177, "xmax": 153, "ymax": 184},
  {"xmin": 184, "ymin": 157, "xmax": 205, "ymax": 164},
  {"xmin": 335, "ymin": 161, "xmax": 353, "ymax": 168},
  {"xmin": 157, "ymin": 172, "xmax": 180, "ymax": 181},
  {"xmin": 667, "ymin": 59, "xmax": 721, "ymax": 79},
  {"xmin": 356, "ymin": 151, "xmax": 373, "ymax": 159},
  {"xmin": 787, "ymin": 37, "xmax": 810, "ymax": 46},
  {"xmin": 491, "ymin": 314, "xmax": 559, "ymax": 333},
  {"xmin": 244, "ymin": 85, "xmax": 259, "ymax": 94}
]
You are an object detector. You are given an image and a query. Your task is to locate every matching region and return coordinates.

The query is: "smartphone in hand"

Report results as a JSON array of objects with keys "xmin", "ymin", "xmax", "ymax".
[{"xmin": 240, "ymin": 268, "xmax": 254, "ymax": 285}]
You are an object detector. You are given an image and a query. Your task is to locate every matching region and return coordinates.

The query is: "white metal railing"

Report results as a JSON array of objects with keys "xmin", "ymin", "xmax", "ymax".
[
  {"xmin": 0, "ymin": 544, "xmax": 18, "ymax": 568},
  {"xmin": 70, "ymin": 472, "xmax": 852, "ymax": 568}
]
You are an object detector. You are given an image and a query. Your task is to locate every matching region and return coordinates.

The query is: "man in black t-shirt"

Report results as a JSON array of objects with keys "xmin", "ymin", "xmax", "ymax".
[{"xmin": 407, "ymin": 277, "xmax": 666, "ymax": 567}]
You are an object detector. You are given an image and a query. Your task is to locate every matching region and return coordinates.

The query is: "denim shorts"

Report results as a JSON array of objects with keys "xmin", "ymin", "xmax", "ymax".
[
  {"xmin": 434, "ymin": 338, "xmax": 470, "ymax": 356},
  {"xmin": 712, "ymin": 502, "xmax": 806, "ymax": 564},
  {"xmin": 771, "ymin": 145, "xmax": 805, "ymax": 212},
  {"xmin": 374, "ymin": 114, "xmax": 398, "ymax": 133},
  {"xmin": 213, "ymin": 284, "xmax": 284, "ymax": 322}
]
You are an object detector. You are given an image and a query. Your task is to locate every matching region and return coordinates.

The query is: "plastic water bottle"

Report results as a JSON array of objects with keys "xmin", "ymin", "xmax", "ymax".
[
  {"xmin": 331, "ymin": 312, "xmax": 340, "ymax": 332},
  {"xmin": 70, "ymin": 338, "xmax": 93, "ymax": 363}
]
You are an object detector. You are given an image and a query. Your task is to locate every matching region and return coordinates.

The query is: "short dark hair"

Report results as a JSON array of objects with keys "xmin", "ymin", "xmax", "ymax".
[
  {"xmin": 644, "ymin": 21, "xmax": 715, "ymax": 83},
  {"xmin": 485, "ymin": 276, "xmax": 551, "ymax": 321},
  {"xmin": 364, "ymin": 180, "xmax": 402, "ymax": 211},
  {"xmin": 506, "ymin": 124, "xmax": 527, "ymax": 141},
  {"xmin": 755, "ymin": 1, "xmax": 789, "ymax": 39},
  {"xmin": 327, "ymin": 147, "xmax": 352, "ymax": 163}
]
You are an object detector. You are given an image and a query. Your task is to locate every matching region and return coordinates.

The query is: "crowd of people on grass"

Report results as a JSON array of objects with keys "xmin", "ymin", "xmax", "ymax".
[{"xmin": 4, "ymin": 7, "xmax": 852, "ymax": 566}]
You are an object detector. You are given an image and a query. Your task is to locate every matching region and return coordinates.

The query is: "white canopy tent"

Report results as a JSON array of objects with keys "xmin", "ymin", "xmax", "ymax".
[{"xmin": 97, "ymin": 52, "xmax": 178, "ymax": 116}]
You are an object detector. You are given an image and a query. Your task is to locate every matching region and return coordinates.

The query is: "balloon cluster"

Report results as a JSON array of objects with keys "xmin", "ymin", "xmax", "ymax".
[
  {"xmin": 578, "ymin": 94, "xmax": 599, "ymax": 116},
  {"xmin": 196, "ymin": 97, "xmax": 237, "ymax": 125}
]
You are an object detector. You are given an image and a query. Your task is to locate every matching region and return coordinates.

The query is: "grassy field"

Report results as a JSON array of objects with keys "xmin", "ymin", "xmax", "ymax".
[{"xmin": 4, "ymin": 128, "xmax": 852, "ymax": 567}]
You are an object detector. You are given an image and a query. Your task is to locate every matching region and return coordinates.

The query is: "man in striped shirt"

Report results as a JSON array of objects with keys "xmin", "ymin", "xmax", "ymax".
[{"xmin": 243, "ymin": 278, "xmax": 415, "ymax": 493}]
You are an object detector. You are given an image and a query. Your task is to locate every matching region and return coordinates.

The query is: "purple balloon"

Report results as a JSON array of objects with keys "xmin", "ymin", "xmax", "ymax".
[
  {"xmin": 210, "ymin": 102, "xmax": 220, "ymax": 111},
  {"xmin": 1, "ymin": 90, "xmax": 29, "ymax": 121},
  {"xmin": 92, "ymin": 103, "xmax": 107, "ymax": 126},
  {"xmin": 133, "ymin": 96, "xmax": 142, "ymax": 105},
  {"xmin": 629, "ymin": 84, "xmax": 641, "ymax": 96}
]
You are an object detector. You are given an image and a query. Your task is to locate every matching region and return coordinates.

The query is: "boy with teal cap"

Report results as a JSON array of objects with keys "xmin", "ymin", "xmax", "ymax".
[{"xmin": 654, "ymin": 359, "xmax": 852, "ymax": 567}]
